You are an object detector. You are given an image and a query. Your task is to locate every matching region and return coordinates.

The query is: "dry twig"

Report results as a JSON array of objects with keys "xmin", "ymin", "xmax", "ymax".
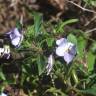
[
  {"xmin": 84, "ymin": 15, "xmax": 96, "ymax": 26},
  {"xmin": 67, "ymin": 0, "xmax": 96, "ymax": 14},
  {"xmin": 85, "ymin": 28, "xmax": 96, "ymax": 34}
]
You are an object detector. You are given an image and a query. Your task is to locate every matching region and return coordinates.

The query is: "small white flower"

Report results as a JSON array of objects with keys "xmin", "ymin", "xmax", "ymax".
[
  {"xmin": 56, "ymin": 38, "xmax": 76, "ymax": 64},
  {"xmin": 0, "ymin": 45, "xmax": 10, "ymax": 59},
  {"xmin": 6, "ymin": 28, "xmax": 23, "ymax": 48},
  {"xmin": 0, "ymin": 93, "xmax": 7, "ymax": 96},
  {"xmin": 0, "ymin": 48, "xmax": 4, "ymax": 57},
  {"xmin": 3, "ymin": 45, "xmax": 10, "ymax": 59},
  {"xmin": 46, "ymin": 54, "xmax": 54, "ymax": 75}
]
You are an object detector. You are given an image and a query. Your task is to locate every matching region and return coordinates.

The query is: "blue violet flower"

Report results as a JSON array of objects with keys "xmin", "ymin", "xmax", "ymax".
[
  {"xmin": 56, "ymin": 38, "xmax": 76, "ymax": 64},
  {"xmin": 6, "ymin": 28, "xmax": 23, "ymax": 48}
]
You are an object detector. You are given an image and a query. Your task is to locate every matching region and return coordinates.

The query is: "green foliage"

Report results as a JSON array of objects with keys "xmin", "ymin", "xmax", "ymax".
[
  {"xmin": 55, "ymin": 19, "xmax": 78, "ymax": 34},
  {"xmin": 45, "ymin": 87, "xmax": 68, "ymax": 96},
  {"xmin": 67, "ymin": 34, "xmax": 77, "ymax": 45},
  {"xmin": 0, "ymin": 71, "xmax": 6, "ymax": 81},
  {"xmin": 0, "ymin": 12, "xmax": 96, "ymax": 95},
  {"xmin": 46, "ymin": 37, "xmax": 55, "ymax": 47},
  {"xmin": 83, "ymin": 0, "xmax": 96, "ymax": 7},
  {"xmin": 37, "ymin": 55, "xmax": 46, "ymax": 75},
  {"xmin": 91, "ymin": 42, "xmax": 96, "ymax": 53},
  {"xmin": 77, "ymin": 36, "xmax": 86, "ymax": 57},
  {"xmin": 87, "ymin": 51, "xmax": 95, "ymax": 71},
  {"xmin": 33, "ymin": 11, "xmax": 42, "ymax": 36},
  {"xmin": 80, "ymin": 87, "xmax": 96, "ymax": 95}
]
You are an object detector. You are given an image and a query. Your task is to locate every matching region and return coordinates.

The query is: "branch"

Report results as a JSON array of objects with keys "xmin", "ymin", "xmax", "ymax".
[
  {"xmin": 67, "ymin": 0, "xmax": 96, "ymax": 14},
  {"xmin": 84, "ymin": 15, "xmax": 96, "ymax": 26},
  {"xmin": 85, "ymin": 28, "xmax": 96, "ymax": 34}
]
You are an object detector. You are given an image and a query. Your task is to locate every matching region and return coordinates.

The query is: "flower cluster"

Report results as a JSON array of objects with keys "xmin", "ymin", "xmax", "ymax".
[
  {"xmin": 46, "ymin": 37, "xmax": 76, "ymax": 75},
  {"xmin": 0, "ymin": 27, "xmax": 76, "ymax": 75},
  {"xmin": 0, "ymin": 28, "xmax": 23, "ymax": 59}
]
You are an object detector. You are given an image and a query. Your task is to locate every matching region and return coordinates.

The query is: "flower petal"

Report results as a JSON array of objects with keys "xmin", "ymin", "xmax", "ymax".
[
  {"xmin": 0, "ymin": 48, "xmax": 4, "ymax": 53},
  {"xmin": 69, "ymin": 45, "xmax": 76, "ymax": 55},
  {"xmin": 63, "ymin": 43, "xmax": 76, "ymax": 64},
  {"xmin": 0, "ymin": 48, "xmax": 4, "ymax": 57},
  {"xmin": 56, "ymin": 38, "xmax": 67, "ymax": 46},
  {"xmin": 13, "ymin": 28, "xmax": 21, "ymax": 37},
  {"xmin": 11, "ymin": 37, "xmax": 20, "ymax": 46},
  {"xmin": 11, "ymin": 35, "xmax": 23, "ymax": 47},
  {"xmin": 46, "ymin": 54, "xmax": 54, "ymax": 75},
  {"xmin": 64, "ymin": 52, "xmax": 75, "ymax": 64},
  {"xmin": 56, "ymin": 42, "xmax": 73, "ymax": 57},
  {"xmin": 3, "ymin": 54, "xmax": 10, "ymax": 59},
  {"xmin": 0, "ymin": 93, "xmax": 7, "ymax": 96},
  {"xmin": 56, "ymin": 45, "xmax": 66, "ymax": 56},
  {"xmin": 9, "ymin": 28, "xmax": 21, "ymax": 39},
  {"xmin": 3, "ymin": 45, "xmax": 10, "ymax": 59}
]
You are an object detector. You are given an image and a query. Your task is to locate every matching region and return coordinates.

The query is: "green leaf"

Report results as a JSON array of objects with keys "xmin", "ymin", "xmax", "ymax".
[
  {"xmin": 57, "ymin": 19, "xmax": 78, "ymax": 32},
  {"xmin": 37, "ymin": 55, "xmax": 46, "ymax": 75},
  {"xmin": 46, "ymin": 38, "xmax": 55, "ymax": 47},
  {"xmin": 77, "ymin": 36, "xmax": 86, "ymax": 57},
  {"xmin": 83, "ymin": 0, "xmax": 96, "ymax": 7},
  {"xmin": 91, "ymin": 1, "xmax": 96, "ymax": 7},
  {"xmin": 90, "ymin": 42, "xmax": 96, "ymax": 53},
  {"xmin": 45, "ymin": 87, "xmax": 68, "ymax": 96},
  {"xmin": 33, "ymin": 12, "xmax": 42, "ymax": 36},
  {"xmin": 67, "ymin": 34, "xmax": 77, "ymax": 45},
  {"xmin": 0, "ymin": 71, "xmax": 6, "ymax": 80},
  {"xmin": 80, "ymin": 87, "xmax": 96, "ymax": 95},
  {"xmin": 72, "ymin": 69, "xmax": 79, "ymax": 84},
  {"xmin": 87, "ymin": 52, "xmax": 95, "ymax": 71}
]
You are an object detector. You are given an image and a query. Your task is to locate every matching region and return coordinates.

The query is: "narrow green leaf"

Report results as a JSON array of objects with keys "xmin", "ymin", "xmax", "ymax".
[
  {"xmin": 57, "ymin": 19, "xmax": 78, "ymax": 32},
  {"xmin": 37, "ymin": 55, "xmax": 46, "ymax": 75},
  {"xmin": 87, "ymin": 52, "xmax": 95, "ymax": 71},
  {"xmin": 77, "ymin": 36, "xmax": 86, "ymax": 57},
  {"xmin": 80, "ymin": 87, "xmax": 96, "ymax": 95},
  {"xmin": 72, "ymin": 70, "xmax": 79, "ymax": 84},
  {"xmin": 0, "ymin": 71, "xmax": 6, "ymax": 80},
  {"xmin": 45, "ymin": 87, "xmax": 68, "ymax": 96},
  {"xmin": 33, "ymin": 12, "xmax": 42, "ymax": 36}
]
